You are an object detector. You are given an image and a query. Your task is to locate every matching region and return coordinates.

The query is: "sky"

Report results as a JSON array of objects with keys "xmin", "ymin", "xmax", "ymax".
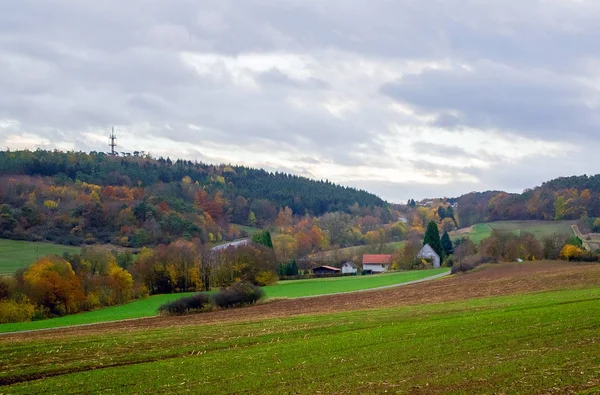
[{"xmin": 1, "ymin": 0, "xmax": 599, "ymax": 203}]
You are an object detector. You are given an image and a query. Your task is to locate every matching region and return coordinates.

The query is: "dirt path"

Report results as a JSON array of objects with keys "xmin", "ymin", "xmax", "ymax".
[
  {"xmin": 4, "ymin": 262, "xmax": 600, "ymax": 342},
  {"xmin": 571, "ymin": 225, "xmax": 592, "ymax": 250}
]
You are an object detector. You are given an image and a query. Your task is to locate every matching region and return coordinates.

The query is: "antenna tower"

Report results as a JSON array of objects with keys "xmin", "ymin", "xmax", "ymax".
[{"xmin": 109, "ymin": 127, "xmax": 117, "ymax": 155}]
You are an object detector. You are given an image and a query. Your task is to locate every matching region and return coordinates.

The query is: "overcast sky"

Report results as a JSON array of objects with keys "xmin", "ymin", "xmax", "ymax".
[{"xmin": 1, "ymin": 1, "xmax": 599, "ymax": 202}]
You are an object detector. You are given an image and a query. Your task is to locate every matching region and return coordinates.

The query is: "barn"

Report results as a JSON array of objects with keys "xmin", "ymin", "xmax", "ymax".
[
  {"xmin": 362, "ymin": 254, "xmax": 393, "ymax": 273},
  {"xmin": 312, "ymin": 265, "xmax": 342, "ymax": 275},
  {"xmin": 417, "ymin": 244, "xmax": 441, "ymax": 268}
]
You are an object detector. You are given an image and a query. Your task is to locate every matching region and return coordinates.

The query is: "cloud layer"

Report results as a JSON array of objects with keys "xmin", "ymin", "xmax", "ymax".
[{"xmin": 1, "ymin": 0, "xmax": 599, "ymax": 202}]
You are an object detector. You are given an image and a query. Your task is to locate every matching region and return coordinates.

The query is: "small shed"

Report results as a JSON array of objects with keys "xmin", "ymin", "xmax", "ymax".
[
  {"xmin": 362, "ymin": 254, "xmax": 393, "ymax": 273},
  {"xmin": 312, "ymin": 265, "xmax": 341, "ymax": 275},
  {"xmin": 417, "ymin": 244, "xmax": 440, "ymax": 268},
  {"xmin": 341, "ymin": 261, "xmax": 358, "ymax": 274}
]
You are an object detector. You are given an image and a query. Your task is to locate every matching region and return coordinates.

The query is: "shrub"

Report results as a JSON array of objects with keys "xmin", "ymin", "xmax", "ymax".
[
  {"xmin": 0, "ymin": 299, "xmax": 35, "ymax": 323},
  {"xmin": 451, "ymin": 261, "xmax": 476, "ymax": 274},
  {"xmin": 255, "ymin": 271, "xmax": 279, "ymax": 286},
  {"xmin": 158, "ymin": 293, "xmax": 212, "ymax": 316},
  {"xmin": 442, "ymin": 255, "xmax": 456, "ymax": 268},
  {"xmin": 213, "ymin": 282, "xmax": 265, "ymax": 309},
  {"xmin": 560, "ymin": 245, "xmax": 583, "ymax": 261}
]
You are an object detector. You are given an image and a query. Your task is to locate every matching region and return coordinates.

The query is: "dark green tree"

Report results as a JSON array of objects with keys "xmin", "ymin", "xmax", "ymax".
[
  {"xmin": 441, "ymin": 231, "xmax": 454, "ymax": 256},
  {"xmin": 423, "ymin": 221, "xmax": 444, "ymax": 259},
  {"xmin": 252, "ymin": 230, "xmax": 273, "ymax": 249}
]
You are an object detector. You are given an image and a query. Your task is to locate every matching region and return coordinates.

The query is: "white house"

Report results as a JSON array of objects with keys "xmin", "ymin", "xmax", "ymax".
[
  {"xmin": 362, "ymin": 254, "xmax": 393, "ymax": 273},
  {"xmin": 417, "ymin": 244, "xmax": 441, "ymax": 268},
  {"xmin": 341, "ymin": 261, "xmax": 358, "ymax": 274}
]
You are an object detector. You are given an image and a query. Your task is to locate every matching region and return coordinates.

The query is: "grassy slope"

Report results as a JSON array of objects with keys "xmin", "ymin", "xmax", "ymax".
[
  {"xmin": 0, "ymin": 239, "xmax": 80, "ymax": 275},
  {"xmin": 452, "ymin": 220, "xmax": 576, "ymax": 244},
  {"xmin": 4, "ymin": 286, "xmax": 600, "ymax": 393},
  {"xmin": 232, "ymin": 224, "xmax": 262, "ymax": 236},
  {"xmin": 0, "ymin": 293, "xmax": 196, "ymax": 333},
  {"xmin": 314, "ymin": 241, "xmax": 405, "ymax": 259},
  {"xmin": 0, "ymin": 269, "xmax": 447, "ymax": 333}
]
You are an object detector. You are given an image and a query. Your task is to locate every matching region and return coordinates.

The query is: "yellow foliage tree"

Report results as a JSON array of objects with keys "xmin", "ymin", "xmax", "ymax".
[{"xmin": 560, "ymin": 245, "xmax": 582, "ymax": 261}]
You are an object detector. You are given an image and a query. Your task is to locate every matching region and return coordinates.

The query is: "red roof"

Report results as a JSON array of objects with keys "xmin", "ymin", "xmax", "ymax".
[
  {"xmin": 313, "ymin": 265, "xmax": 341, "ymax": 272},
  {"xmin": 362, "ymin": 254, "xmax": 393, "ymax": 265}
]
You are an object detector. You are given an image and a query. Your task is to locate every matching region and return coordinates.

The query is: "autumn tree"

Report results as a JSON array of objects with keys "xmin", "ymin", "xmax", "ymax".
[{"xmin": 23, "ymin": 257, "xmax": 86, "ymax": 316}]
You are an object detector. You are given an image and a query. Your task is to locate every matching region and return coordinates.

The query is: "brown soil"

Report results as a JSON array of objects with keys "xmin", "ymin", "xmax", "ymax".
[{"xmin": 4, "ymin": 261, "xmax": 600, "ymax": 342}]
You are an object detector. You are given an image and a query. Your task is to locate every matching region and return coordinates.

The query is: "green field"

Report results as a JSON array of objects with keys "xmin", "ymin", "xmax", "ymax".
[
  {"xmin": 3, "ymin": 286, "xmax": 599, "ymax": 393},
  {"xmin": 265, "ymin": 267, "xmax": 447, "ymax": 298},
  {"xmin": 452, "ymin": 220, "xmax": 576, "ymax": 244},
  {"xmin": 232, "ymin": 224, "xmax": 262, "ymax": 236},
  {"xmin": 0, "ymin": 239, "xmax": 81, "ymax": 275},
  {"xmin": 0, "ymin": 269, "xmax": 447, "ymax": 333},
  {"xmin": 0, "ymin": 293, "xmax": 196, "ymax": 333}
]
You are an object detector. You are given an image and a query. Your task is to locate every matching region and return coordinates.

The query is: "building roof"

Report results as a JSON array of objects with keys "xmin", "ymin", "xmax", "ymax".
[
  {"xmin": 343, "ymin": 261, "xmax": 357, "ymax": 268},
  {"xmin": 417, "ymin": 244, "xmax": 439, "ymax": 258},
  {"xmin": 362, "ymin": 254, "xmax": 393, "ymax": 265},
  {"xmin": 313, "ymin": 265, "xmax": 341, "ymax": 272}
]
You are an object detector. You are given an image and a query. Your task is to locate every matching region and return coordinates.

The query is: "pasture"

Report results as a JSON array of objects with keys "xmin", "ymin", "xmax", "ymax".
[
  {"xmin": 0, "ymin": 239, "xmax": 80, "ymax": 275},
  {"xmin": 0, "ymin": 268, "xmax": 447, "ymax": 333},
  {"xmin": 2, "ymin": 261, "xmax": 599, "ymax": 393},
  {"xmin": 263, "ymin": 267, "xmax": 448, "ymax": 298},
  {"xmin": 451, "ymin": 220, "xmax": 576, "ymax": 244}
]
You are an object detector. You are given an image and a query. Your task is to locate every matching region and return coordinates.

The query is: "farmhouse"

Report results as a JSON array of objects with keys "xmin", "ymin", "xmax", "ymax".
[
  {"xmin": 362, "ymin": 254, "xmax": 393, "ymax": 273},
  {"xmin": 341, "ymin": 261, "xmax": 358, "ymax": 274},
  {"xmin": 312, "ymin": 266, "xmax": 341, "ymax": 275},
  {"xmin": 417, "ymin": 244, "xmax": 440, "ymax": 268}
]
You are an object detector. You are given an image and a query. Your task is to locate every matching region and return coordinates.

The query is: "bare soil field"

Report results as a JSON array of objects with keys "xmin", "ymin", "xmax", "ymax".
[{"xmin": 5, "ymin": 261, "xmax": 599, "ymax": 343}]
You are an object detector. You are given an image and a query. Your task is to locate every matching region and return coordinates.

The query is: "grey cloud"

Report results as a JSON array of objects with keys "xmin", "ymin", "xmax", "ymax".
[
  {"xmin": 257, "ymin": 69, "xmax": 330, "ymax": 90},
  {"xmin": 381, "ymin": 62, "xmax": 600, "ymax": 140}
]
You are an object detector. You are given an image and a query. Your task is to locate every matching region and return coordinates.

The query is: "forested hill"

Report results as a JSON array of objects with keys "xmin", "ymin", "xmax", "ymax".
[
  {"xmin": 454, "ymin": 175, "xmax": 600, "ymax": 227},
  {"xmin": 0, "ymin": 150, "xmax": 384, "ymax": 214},
  {"xmin": 0, "ymin": 150, "xmax": 387, "ymax": 247}
]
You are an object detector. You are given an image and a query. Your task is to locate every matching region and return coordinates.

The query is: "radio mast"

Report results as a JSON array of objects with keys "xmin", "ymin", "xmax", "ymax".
[{"xmin": 109, "ymin": 127, "xmax": 117, "ymax": 155}]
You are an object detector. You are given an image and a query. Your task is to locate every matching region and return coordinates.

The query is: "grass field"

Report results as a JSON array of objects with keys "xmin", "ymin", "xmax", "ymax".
[
  {"xmin": 0, "ymin": 239, "xmax": 81, "ymax": 275},
  {"xmin": 263, "ymin": 267, "xmax": 448, "ymax": 298},
  {"xmin": 452, "ymin": 220, "xmax": 576, "ymax": 244},
  {"xmin": 0, "ymin": 269, "xmax": 447, "ymax": 333},
  {"xmin": 2, "ymin": 280, "xmax": 599, "ymax": 393},
  {"xmin": 0, "ymin": 293, "xmax": 196, "ymax": 333},
  {"xmin": 232, "ymin": 224, "xmax": 262, "ymax": 236}
]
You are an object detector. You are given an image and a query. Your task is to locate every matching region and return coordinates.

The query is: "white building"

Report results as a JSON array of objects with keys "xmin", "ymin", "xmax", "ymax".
[
  {"xmin": 362, "ymin": 254, "xmax": 393, "ymax": 273},
  {"xmin": 341, "ymin": 261, "xmax": 358, "ymax": 274}
]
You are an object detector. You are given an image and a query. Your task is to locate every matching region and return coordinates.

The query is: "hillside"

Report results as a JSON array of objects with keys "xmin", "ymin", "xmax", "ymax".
[
  {"xmin": 454, "ymin": 175, "xmax": 600, "ymax": 227},
  {"xmin": 0, "ymin": 150, "xmax": 388, "ymax": 247}
]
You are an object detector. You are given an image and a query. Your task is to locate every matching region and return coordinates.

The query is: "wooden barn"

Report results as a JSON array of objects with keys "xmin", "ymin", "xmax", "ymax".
[{"xmin": 312, "ymin": 265, "xmax": 342, "ymax": 275}]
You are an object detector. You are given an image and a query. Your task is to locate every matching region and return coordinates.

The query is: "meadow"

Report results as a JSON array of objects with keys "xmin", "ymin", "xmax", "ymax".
[
  {"xmin": 264, "ymin": 267, "xmax": 447, "ymax": 298},
  {"xmin": 2, "ymin": 271, "xmax": 599, "ymax": 393},
  {"xmin": 451, "ymin": 220, "xmax": 576, "ymax": 244},
  {"xmin": 0, "ymin": 269, "xmax": 447, "ymax": 333},
  {"xmin": 0, "ymin": 239, "xmax": 80, "ymax": 275}
]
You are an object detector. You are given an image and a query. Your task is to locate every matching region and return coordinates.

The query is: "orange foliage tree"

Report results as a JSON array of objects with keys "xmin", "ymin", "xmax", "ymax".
[{"xmin": 23, "ymin": 257, "xmax": 86, "ymax": 315}]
